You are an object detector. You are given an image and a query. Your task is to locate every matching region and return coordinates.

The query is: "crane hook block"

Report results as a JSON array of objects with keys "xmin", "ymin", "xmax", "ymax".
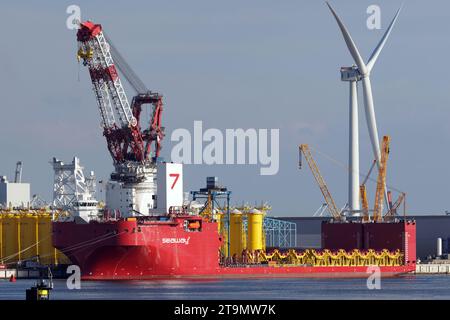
[{"xmin": 77, "ymin": 47, "xmax": 93, "ymax": 63}]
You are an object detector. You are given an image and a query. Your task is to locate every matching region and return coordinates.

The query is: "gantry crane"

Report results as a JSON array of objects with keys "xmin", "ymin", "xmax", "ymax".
[
  {"xmin": 76, "ymin": 21, "xmax": 164, "ymax": 164},
  {"xmin": 373, "ymin": 136, "xmax": 391, "ymax": 222},
  {"xmin": 299, "ymin": 144, "xmax": 342, "ymax": 221}
]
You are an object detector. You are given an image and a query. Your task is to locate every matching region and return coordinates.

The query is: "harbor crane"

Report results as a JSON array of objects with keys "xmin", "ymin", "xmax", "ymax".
[{"xmin": 299, "ymin": 144, "xmax": 343, "ymax": 221}]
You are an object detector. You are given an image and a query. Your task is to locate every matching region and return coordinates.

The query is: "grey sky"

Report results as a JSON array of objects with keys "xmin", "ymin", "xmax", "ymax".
[{"xmin": 0, "ymin": 0, "xmax": 448, "ymax": 216}]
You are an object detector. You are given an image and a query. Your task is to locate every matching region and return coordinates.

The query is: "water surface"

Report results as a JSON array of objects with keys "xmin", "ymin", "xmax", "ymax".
[{"xmin": 1, "ymin": 275, "xmax": 448, "ymax": 300}]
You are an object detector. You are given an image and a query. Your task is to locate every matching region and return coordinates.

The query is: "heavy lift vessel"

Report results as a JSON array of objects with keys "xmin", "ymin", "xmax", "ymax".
[{"xmin": 52, "ymin": 20, "xmax": 416, "ymax": 280}]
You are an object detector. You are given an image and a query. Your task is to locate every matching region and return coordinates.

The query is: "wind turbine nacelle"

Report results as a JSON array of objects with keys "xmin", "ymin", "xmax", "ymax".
[{"xmin": 340, "ymin": 66, "xmax": 361, "ymax": 82}]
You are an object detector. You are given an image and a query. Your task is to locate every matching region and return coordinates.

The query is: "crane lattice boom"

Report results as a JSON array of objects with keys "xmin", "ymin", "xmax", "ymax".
[
  {"xmin": 76, "ymin": 21, "xmax": 164, "ymax": 164},
  {"xmin": 385, "ymin": 192, "xmax": 405, "ymax": 219},
  {"xmin": 299, "ymin": 144, "xmax": 342, "ymax": 221},
  {"xmin": 360, "ymin": 185, "xmax": 370, "ymax": 222},
  {"xmin": 373, "ymin": 136, "xmax": 391, "ymax": 222},
  {"xmin": 359, "ymin": 159, "xmax": 376, "ymax": 222}
]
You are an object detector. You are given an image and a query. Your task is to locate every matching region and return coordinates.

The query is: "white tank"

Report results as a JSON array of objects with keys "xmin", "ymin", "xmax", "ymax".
[{"xmin": 437, "ymin": 238, "xmax": 443, "ymax": 257}]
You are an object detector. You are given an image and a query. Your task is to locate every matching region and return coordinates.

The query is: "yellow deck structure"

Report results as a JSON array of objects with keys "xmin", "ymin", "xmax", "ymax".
[
  {"xmin": 217, "ymin": 212, "xmax": 228, "ymax": 257},
  {"xmin": 245, "ymin": 248, "xmax": 403, "ymax": 267},
  {"xmin": 247, "ymin": 209, "xmax": 264, "ymax": 251},
  {"xmin": 0, "ymin": 210, "xmax": 71, "ymax": 265},
  {"xmin": 229, "ymin": 210, "xmax": 245, "ymax": 257}
]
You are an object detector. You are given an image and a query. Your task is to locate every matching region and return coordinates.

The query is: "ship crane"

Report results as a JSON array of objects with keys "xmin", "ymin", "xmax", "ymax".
[
  {"xmin": 299, "ymin": 144, "xmax": 343, "ymax": 221},
  {"xmin": 385, "ymin": 192, "xmax": 405, "ymax": 220},
  {"xmin": 105, "ymin": 34, "xmax": 165, "ymax": 161},
  {"xmin": 373, "ymin": 136, "xmax": 390, "ymax": 222},
  {"xmin": 360, "ymin": 159, "xmax": 376, "ymax": 222},
  {"xmin": 76, "ymin": 21, "xmax": 164, "ymax": 164}
]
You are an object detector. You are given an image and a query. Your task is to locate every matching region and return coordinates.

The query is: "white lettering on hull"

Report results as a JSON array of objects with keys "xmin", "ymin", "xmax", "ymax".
[{"xmin": 162, "ymin": 237, "xmax": 191, "ymax": 245}]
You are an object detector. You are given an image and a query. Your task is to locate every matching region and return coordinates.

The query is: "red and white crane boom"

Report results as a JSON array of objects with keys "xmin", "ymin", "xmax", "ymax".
[{"xmin": 76, "ymin": 21, "xmax": 164, "ymax": 164}]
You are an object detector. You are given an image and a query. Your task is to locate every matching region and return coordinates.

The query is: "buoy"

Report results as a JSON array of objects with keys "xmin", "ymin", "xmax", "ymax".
[{"xmin": 9, "ymin": 274, "xmax": 16, "ymax": 282}]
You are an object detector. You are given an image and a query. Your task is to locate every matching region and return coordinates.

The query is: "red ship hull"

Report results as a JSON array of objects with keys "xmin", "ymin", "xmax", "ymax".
[{"xmin": 52, "ymin": 216, "xmax": 416, "ymax": 280}]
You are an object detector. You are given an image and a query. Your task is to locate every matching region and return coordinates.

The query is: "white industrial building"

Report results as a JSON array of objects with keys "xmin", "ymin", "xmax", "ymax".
[{"xmin": 0, "ymin": 176, "xmax": 30, "ymax": 208}]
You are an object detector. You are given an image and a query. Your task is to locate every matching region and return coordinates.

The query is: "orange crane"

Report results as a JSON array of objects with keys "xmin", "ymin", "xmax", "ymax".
[
  {"xmin": 373, "ymin": 136, "xmax": 391, "ymax": 222},
  {"xmin": 299, "ymin": 144, "xmax": 342, "ymax": 221},
  {"xmin": 360, "ymin": 185, "xmax": 370, "ymax": 222},
  {"xmin": 360, "ymin": 159, "xmax": 376, "ymax": 222}
]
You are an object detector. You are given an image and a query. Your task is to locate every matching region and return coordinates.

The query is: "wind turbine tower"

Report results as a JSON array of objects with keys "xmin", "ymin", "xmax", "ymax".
[{"xmin": 341, "ymin": 66, "xmax": 361, "ymax": 213}]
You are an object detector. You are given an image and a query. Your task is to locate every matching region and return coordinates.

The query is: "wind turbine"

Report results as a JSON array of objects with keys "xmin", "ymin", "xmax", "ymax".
[{"xmin": 326, "ymin": 2, "xmax": 402, "ymax": 215}]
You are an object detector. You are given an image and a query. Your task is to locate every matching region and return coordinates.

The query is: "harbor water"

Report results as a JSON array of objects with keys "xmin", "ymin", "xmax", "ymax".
[{"xmin": 1, "ymin": 275, "xmax": 450, "ymax": 300}]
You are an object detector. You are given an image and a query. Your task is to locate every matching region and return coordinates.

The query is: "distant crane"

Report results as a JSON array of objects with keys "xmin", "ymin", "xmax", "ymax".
[
  {"xmin": 385, "ymin": 192, "xmax": 406, "ymax": 220},
  {"xmin": 313, "ymin": 203, "xmax": 328, "ymax": 217},
  {"xmin": 14, "ymin": 161, "xmax": 22, "ymax": 183},
  {"xmin": 299, "ymin": 144, "xmax": 342, "ymax": 221}
]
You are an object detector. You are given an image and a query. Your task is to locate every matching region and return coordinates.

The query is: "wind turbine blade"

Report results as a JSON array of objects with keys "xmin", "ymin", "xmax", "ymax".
[
  {"xmin": 361, "ymin": 76, "xmax": 381, "ymax": 164},
  {"xmin": 326, "ymin": 2, "xmax": 368, "ymax": 75},
  {"xmin": 366, "ymin": 5, "xmax": 403, "ymax": 72},
  {"xmin": 361, "ymin": 76, "xmax": 391, "ymax": 208}
]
